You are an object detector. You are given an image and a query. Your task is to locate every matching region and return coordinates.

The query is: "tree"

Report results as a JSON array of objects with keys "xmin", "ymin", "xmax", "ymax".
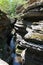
[
  {"xmin": 0, "ymin": 0, "xmax": 10, "ymax": 13},
  {"xmin": 0, "ymin": 0, "xmax": 26, "ymax": 17}
]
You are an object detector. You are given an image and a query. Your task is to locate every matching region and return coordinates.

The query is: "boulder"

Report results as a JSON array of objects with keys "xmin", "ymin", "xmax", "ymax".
[{"xmin": 0, "ymin": 59, "xmax": 9, "ymax": 65}]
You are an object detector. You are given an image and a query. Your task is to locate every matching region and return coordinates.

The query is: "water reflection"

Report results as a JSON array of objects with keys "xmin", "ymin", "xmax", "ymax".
[
  {"xmin": 10, "ymin": 37, "xmax": 15, "ymax": 51},
  {"xmin": 10, "ymin": 37, "xmax": 21, "ymax": 65}
]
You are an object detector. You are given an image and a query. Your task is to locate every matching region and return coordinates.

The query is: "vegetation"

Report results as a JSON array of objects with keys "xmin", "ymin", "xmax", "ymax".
[{"xmin": 0, "ymin": 0, "xmax": 26, "ymax": 18}]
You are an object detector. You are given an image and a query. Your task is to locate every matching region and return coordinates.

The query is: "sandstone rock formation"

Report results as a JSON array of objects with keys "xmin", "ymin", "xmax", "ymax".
[
  {"xmin": 15, "ymin": 1, "xmax": 43, "ymax": 65},
  {"xmin": 0, "ymin": 10, "xmax": 12, "ymax": 62}
]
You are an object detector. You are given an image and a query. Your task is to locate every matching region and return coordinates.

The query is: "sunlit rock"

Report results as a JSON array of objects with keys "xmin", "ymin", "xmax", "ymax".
[
  {"xmin": 30, "ymin": 33, "xmax": 43, "ymax": 41},
  {"xmin": 0, "ymin": 59, "xmax": 9, "ymax": 65}
]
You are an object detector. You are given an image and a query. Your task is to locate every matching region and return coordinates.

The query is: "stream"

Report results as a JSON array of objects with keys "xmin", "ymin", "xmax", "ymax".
[{"xmin": 9, "ymin": 37, "xmax": 22, "ymax": 65}]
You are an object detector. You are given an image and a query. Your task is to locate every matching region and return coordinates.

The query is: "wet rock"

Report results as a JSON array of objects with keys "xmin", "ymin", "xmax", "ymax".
[
  {"xmin": 25, "ymin": 48, "xmax": 43, "ymax": 65},
  {"xmin": 30, "ymin": 33, "xmax": 43, "ymax": 41},
  {"xmin": 16, "ymin": 0, "xmax": 41, "ymax": 14},
  {"xmin": 0, "ymin": 59, "xmax": 9, "ymax": 65},
  {"xmin": 15, "ymin": 1, "xmax": 43, "ymax": 65},
  {"xmin": 0, "ymin": 10, "xmax": 11, "ymax": 39},
  {"xmin": 14, "ymin": 20, "xmax": 27, "ymax": 37},
  {"xmin": 0, "ymin": 10, "xmax": 13, "ymax": 62},
  {"xmin": 16, "ymin": 1, "xmax": 43, "ymax": 21},
  {"xmin": 24, "ymin": 21, "xmax": 43, "ymax": 43}
]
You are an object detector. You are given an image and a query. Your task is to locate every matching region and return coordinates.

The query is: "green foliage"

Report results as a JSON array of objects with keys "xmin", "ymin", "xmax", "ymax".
[
  {"xmin": 0, "ymin": 0, "xmax": 10, "ymax": 13},
  {"xmin": 9, "ymin": 0, "xmax": 26, "ymax": 18},
  {"xmin": 0, "ymin": 0, "xmax": 26, "ymax": 18}
]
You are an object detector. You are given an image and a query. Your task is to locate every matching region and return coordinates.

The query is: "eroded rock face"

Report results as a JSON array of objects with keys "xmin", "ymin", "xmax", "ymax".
[
  {"xmin": 25, "ymin": 48, "xmax": 43, "ymax": 65},
  {"xmin": 0, "ymin": 10, "xmax": 12, "ymax": 61},
  {"xmin": 15, "ymin": 1, "xmax": 43, "ymax": 65},
  {"xmin": 0, "ymin": 10, "xmax": 11, "ymax": 39},
  {"xmin": 16, "ymin": 0, "xmax": 43, "ymax": 44},
  {"xmin": 29, "ymin": 0, "xmax": 40, "ymax": 4},
  {"xmin": 16, "ymin": 0, "xmax": 42, "ymax": 14},
  {"xmin": 24, "ymin": 21, "xmax": 43, "ymax": 42}
]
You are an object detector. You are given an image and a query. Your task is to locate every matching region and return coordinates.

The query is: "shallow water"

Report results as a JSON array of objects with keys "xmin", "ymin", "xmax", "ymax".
[{"xmin": 10, "ymin": 37, "xmax": 21, "ymax": 65}]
